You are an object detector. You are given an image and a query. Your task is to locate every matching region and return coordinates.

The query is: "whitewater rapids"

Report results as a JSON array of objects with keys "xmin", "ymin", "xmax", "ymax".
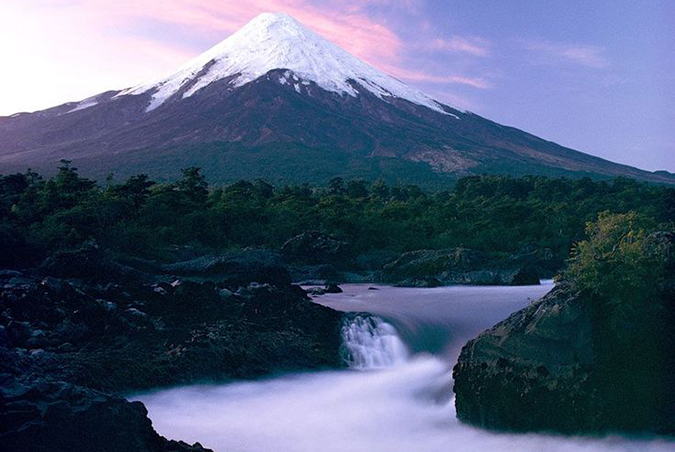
[{"xmin": 134, "ymin": 283, "xmax": 672, "ymax": 452}]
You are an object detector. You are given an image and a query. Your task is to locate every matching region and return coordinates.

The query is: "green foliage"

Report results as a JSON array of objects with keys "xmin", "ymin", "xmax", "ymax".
[
  {"xmin": 561, "ymin": 212, "xmax": 674, "ymax": 430},
  {"xmin": 567, "ymin": 212, "xmax": 649, "ymax": 290},
  {"xmin": 564, "ymin": 211, "xmax": 671, "ymax": 319},
  {"xmin": 1, "ymin": 165, "xmax": 673, "ymax": 269}
]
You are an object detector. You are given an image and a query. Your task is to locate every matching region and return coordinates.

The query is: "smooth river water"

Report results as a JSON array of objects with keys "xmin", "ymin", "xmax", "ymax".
[{"xmin": 134, "ymin": 283, "xmax": 673, "ymax": 452}]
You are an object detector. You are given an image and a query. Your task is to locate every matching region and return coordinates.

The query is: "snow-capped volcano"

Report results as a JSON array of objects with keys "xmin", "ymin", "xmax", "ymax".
[
  {"xmin": 120, "ymin": 12, "xmax": 449, "ymax": 114},
  {"xmin": 1, "ymin": 12, "xmax": 673, "ymax": 186}
]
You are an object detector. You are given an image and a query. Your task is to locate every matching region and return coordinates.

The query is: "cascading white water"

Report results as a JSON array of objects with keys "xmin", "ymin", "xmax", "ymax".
[
  {"xmin": 340, "ymin": 315, "xmax": 409, "ymax": 369},
  {"xmin": 135, "ymin": 283, "xmax": 673, "ymax": 452}
]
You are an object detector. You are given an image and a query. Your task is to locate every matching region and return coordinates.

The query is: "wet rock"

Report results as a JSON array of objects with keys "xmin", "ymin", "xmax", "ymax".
[
  {"xmin": 57, "ymin": 342, "xmax": 75, "ymax": 353},
  {"xmin": 453, "ymin": 280, "xmax": 675, "ymax": 434},
  {"xmin": 395, "ymin": 277, "xmax": 442, "ymax": 288},
  {"xmin": 124, "ymin": 308, "xmax": 148, "ymax": 319},
  {"xmin": 0, "ymin": 325, "xmax": 8, "ymax": 346},
  {"xmin": 324, "ymin": 284, "xmax": 343, "ymax": 294},
  {"xmin": 281, "ymin": 231, "xmax": 350, "ymax": 265},
  {"xmin": 382, "ymin": 248, "xmax": 540, "ymax": 286},
  {"xmin": 307, "ymin": 283, "xmax": 343, "ymax": 295},
  {"xmin": 453, "ymin": 284, "xmax": 596, "ymax": 433},
  {"xmin": 7, "ymin": 321, "xmax": 32, "ymax": 347},
  {"xmin": 38, "ymin": 243, "xmax": 146, "ymax": 284},
  {"xmin": 0, "ymin": 375, "xmax": 212, "ymax": 452},
  {"xmin": 0, "ymin": 245, "xmax": 345, "ymax": 436},
  {"xmin": 162, "ymin": 249, "xmax": 290, "ymax": 286},
  {"xmin": 290, "ymin": 264, "xmax": 343, "ymax": 285},
  {"xmin": 0, "ymin": 270, "xmax": 24, "ymax": 279},
  {"xmin": 40, "ymin": 276, "xmax": 69, "ymax": 294},
  {"xmin": 218, "ymin": 288, "xmax": 234, "ymax": 299},
  {"xmin": 307, "ymin": 287, "xmax": 327, "ymax": 296}
]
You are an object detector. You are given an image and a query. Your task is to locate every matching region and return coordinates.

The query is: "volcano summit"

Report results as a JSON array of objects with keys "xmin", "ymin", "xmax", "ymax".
[{"xmin": 0, "ymin": 13, "xmax": 672, "ymax": 185}]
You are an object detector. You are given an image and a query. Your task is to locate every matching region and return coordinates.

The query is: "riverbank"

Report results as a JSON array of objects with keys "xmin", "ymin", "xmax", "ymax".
[
  {"xmin": 135, "ymin": 283, "xmax": 673, "ymax": 452},
  {"xmin": 0, "ymin": 247, "xmax": 345, "ymax": 451}
]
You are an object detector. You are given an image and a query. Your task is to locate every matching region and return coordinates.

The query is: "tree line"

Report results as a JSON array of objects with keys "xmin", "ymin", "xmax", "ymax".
[{"xmin": 1, "ymin": 160, "xmax": 673, "ymax": 268}]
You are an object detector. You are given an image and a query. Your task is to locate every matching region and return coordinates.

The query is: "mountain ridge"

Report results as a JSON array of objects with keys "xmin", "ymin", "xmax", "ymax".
[{"xmin": 0, "ymin": 12, "xmax": 673, "ymax": 186}]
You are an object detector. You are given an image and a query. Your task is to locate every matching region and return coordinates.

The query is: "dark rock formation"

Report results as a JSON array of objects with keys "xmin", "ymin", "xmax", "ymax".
[
  {"xmin": 324, "ymin": 283, "xmax": 343, "ymax": 294},
  {"xmin": 306, "ymin": 283, "xmax": 343, "ymax": 296},
  {"xmin": 161, "ymin": 249, "xmax": 290, "ymax": 286},
  {"xmin": 381, "ymin": 248, "xmax": 540, "ymax": 286},
  {"xmin": 0, "ymin": 269, "xmax": 343, "ymax": 393},
  {"xmin": 281, "ymin": 231, "xmax": 350, "ymax": 265},
  {"xmin": 1, "ymin": 247, "xmax": 346, "ymax": 450},
  {"xmin": 37, "ymin": 242, "xmax": 147, "ymax": 284},
  {"xmin": 289, "ymin": 263, "xmax": 344, "ymax": 285},
  {"xmin": 0, "ymin": 374, "xmax": 210, "ymax": 452},
  {"xmin": 453, "ymin": 281, "xmax": 675, "ymax": 434}
]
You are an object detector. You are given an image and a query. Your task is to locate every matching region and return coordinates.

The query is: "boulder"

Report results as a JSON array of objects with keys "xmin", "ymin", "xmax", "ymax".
[
  {"xmin": 394, "ymin": 277, "xmax": 442, "ymax": 288},
  {"xmin": 381, "ymin": 248, "xmax": 540, "ymax": 286},
  {"xmin": 38, "ymin": 243, "xmax": 145, "ymax": 284},
  {"xmin": 306, "ymin": 283, "xmax": 343, "ymax": 296},
  {"xmin": 0, "ymin": 375, "xmax": 211, "ymax": 452},
  {"xmin": 281, "ymin": 231, "xmax": 349, "ymax": 265},
  {"xmin": 453, "ymin": 281, "xmax": 675, "ymax": 434},
  {"xmin": 324, "ymin": 284, "xmax": 343, "ymax": 293},
  {"xmin": 289, "ymin": 264, "xmax": 343, "ymax": 285},
  {"xmin": 161, "ymin": 249, "xmax": 290, "ymax": 286}
]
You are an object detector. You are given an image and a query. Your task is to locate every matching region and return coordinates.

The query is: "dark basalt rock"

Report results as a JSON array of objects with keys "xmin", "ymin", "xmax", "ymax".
[
  {"xmin": 161, "ymin": 249, "xmax": 290, "ymax": 286},
  {"xmin": 453, "ymin": 280, "xmax": 675, "ymax": 434},
  {"xmin": 290, "ymin": 263, "xmax": 344, "ymax": 285},
  {"xmin": 324, "ymin": 284, "xmax": 343, "ymax": 293},
  {"xmin": 0, "ymin": 248, "xmax": 346, "ymax": 450},
  {"xmin": 0, "ymin": 375, "xmax": 211, "ymax": 452},
  {"xmin": 394, "ymin": 277, "xmax": 442, "ymax": 288},
  {"xmin": 38, "ymin": 242, "xmax": 146, "ymax": 284},
  {"xmin": 281, "ymin": 231, "xmax": 350, "ymax": 265},
  {"xmin": 381, "ymin": 248, "xmax": 540, "ymax": 286},
  {"xmin": 306, "ymin": 283, "xmax": 343, "ymax": 296},
  {"xmin": 0, "ymin": 268, "xmax": 343, "ymax": 393}
]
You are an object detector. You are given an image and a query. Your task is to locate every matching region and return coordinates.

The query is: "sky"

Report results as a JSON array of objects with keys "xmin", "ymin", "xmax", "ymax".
[{"xmin": 1, "ymin": 0, "xmax": 673, "ymax": 172}]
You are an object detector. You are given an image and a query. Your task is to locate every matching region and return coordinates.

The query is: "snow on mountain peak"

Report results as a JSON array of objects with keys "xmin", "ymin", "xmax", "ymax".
[{"xmin": 120, "ymin": 12, "xmax": 452, "ymax": 114}]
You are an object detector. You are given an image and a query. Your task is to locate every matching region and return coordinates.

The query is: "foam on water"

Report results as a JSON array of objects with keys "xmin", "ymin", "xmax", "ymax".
[
  {"xmin": 134, "ymin": 283, "xmax": 673, "ymax": 452},
  {"xmin": 340, "ymin": 315, "xmax": 409, "ymax": 369}
]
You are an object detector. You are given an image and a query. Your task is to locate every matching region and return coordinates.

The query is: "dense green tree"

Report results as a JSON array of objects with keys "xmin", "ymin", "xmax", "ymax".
[
  {"xmin": 1, "ymin": 166, "xmax": 673, "ymax": 267},
  {"xmin": 177, "ymin": 167, "xmax": 208, "ymax": 205}
]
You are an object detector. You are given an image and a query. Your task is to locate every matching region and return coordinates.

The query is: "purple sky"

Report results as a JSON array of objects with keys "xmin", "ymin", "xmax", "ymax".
[{"xmin": 1, "ymin": 0, "xmax": 673, "ymax": 172}]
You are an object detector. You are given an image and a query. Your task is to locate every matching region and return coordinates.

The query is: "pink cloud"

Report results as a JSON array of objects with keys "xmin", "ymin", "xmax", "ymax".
[
  {"xmin": 2, "ymin": 0, "xmax": 489, "ymax": 115},
  {"xmin": 384, "ymin": 65, "xmax": 493, "ymax": 89},
  {"xmin": 522, "ymin": 40, "xmax": 609, "ymax": 68},
  {"xmin": 40, "ymin": 0, "xmax": 404, "ymax": 69},
  {"xmin": 34, "ymin": 0, "xmax": 490, "ymax": 86},
  {"xmin": 430, "ymin": 36, "xmax": 490, "ymax": 57},
  {"xmin": 559, "ymin": 46, "xmax": 608, "ymax": 68}
]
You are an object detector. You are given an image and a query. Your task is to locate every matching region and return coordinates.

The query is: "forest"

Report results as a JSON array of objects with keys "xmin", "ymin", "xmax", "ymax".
[{"xmin": 1, "ymin": 160, "xmax": 674, "ymax": 270}]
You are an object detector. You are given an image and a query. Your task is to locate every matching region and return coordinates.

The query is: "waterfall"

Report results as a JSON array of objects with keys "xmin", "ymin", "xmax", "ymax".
[{"xmin": 340, "ymin": 315, "xmax": 409, "ymax": 369}]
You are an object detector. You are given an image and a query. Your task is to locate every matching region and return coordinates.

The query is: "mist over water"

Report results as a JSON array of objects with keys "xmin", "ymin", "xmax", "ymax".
[
  {"xmin": 341, "ymin": 315, "xmax": 408, "ymax": 369},
  {"xmin": 135, "ymin": 283, "xmax": 673, "ymax": 452}
]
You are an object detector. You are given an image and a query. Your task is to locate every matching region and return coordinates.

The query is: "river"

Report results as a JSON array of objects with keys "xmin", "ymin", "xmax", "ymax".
[{"xmin": 134, "ymin": 283, "xmax": 672, "ymax": 452}]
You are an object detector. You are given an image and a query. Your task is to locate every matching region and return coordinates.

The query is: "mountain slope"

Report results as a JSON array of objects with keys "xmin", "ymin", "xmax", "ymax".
[{"xmin": 0, "ymin": 13, "xmax": 673, "ymax": 186}]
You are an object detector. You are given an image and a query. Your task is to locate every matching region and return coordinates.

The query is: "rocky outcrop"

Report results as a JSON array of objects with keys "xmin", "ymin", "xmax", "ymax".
[
  {"xmin": 381, "ymin": 248, "xmax": 540, "ymax": 286},
  {"xmin": 161, "ymin": 249, "xmax": 290, "ymax": 286},
  {"xmin": 453, "ymin": 281, "xmax": 675, "ymax": 434},
  {"xmin": 1, "ymin": 247, "xmax": 346, "ymax": 450},
  {"xmin": 0, "ymin": 375, "xmax": 211, "ymax": 452},
  {"xmin": 281, "ymin": 231, "xmax": 350, "ymax": 265},
  {"xmin": 306, "ymin": 284, "xmax": 343, "ymax": 296},
  {"xmin": 37, "ymin": 242, "xmax": 148, "ymax": 284},
  {"xmin": 0, "ymin": 269, "xmax": 343, "ymax": 392}
]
